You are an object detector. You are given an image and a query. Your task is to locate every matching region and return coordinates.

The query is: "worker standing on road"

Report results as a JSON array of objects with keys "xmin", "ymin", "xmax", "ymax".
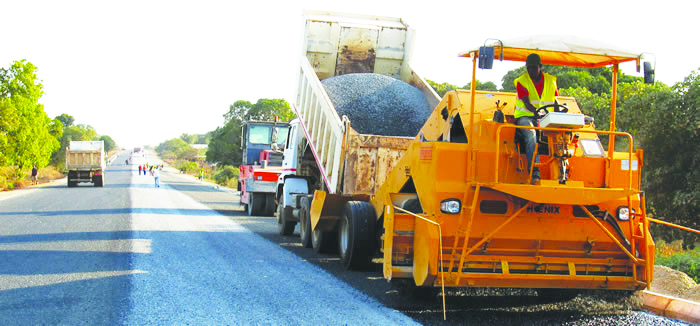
[
  {"xmin": 199, "ymin": 168, "xmax": 204, "ymax": 181},
  {"xmin": 514, "ymin": 53, "xmax": 559, "ymax": 185},
  {"xmin": 138, "ymin": 164, "xmax": 142, "ymax": 175},
  {"xmin": 153, "ymin": 166, "xmax": 160, "ymax": 188},
  {"xmin": 31, "ymin": 165, "xmax": 38, "ymax": 185}
]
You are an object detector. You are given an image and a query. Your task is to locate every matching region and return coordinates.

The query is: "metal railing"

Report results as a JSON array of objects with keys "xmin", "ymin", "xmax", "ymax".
[{"xmin": 294, "ymin": 57, "xmax": 346, "ymax": 193}]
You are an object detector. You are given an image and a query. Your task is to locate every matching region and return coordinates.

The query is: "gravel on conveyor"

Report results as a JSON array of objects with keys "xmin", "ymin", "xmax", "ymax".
[{"xmin": 321, "ymin": 73, "xmax": 432, "ymax": 137}]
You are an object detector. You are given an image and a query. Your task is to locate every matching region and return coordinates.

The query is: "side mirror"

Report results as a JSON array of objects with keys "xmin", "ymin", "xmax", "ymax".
[
  {"xmin": 643, "ymin": 61, "xmax": 655, "ymax": 84},
  {"xmin": 478, "ymin": 46, "xmax": 494, "ymax": 69}
]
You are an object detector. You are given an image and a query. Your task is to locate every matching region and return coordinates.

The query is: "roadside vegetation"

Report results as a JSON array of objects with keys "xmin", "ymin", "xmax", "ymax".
[
  {"xmin": 0, "ymin": 60, "xmax": 116, "ymax": 191},
  {"xmin": 656, "ymin": 239, "xmax": 700, "ymax": 283}
]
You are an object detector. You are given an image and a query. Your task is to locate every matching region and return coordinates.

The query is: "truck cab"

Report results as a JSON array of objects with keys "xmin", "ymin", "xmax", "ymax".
[{"xmin": 239, "ymin": 120, "xmax": 290, "ymax": 216}]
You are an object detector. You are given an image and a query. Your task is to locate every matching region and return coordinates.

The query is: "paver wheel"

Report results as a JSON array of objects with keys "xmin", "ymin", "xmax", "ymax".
[
  {"xmin": 278, "ymin": 203, "xmax": 296, "ymax": 236},
  {"xmin": 338, "ymin": 201, "xmax": 376, "ymax": 270},
  {"xmin": 299, "ymin": 196, "xmax": 312, "ymax": 248}
]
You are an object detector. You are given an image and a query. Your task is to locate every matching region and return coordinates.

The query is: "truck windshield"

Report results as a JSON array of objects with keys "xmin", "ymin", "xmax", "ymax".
[
  {"xmin": 249, "ymin": 125, "xmax": 272, "ymax": 144},
  {"xmin": 276, "ymin": 126, "xmax": 289, "ymax": 145}
]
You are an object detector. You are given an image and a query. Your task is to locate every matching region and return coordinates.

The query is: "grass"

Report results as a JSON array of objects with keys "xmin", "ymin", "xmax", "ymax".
[
  {"xmin": 655, "ymin": 239, "xmax": 700, "ymax": 283},
  {"xmin": 0, "ymin": 165, "xmax": 65, "ymax": 191}
]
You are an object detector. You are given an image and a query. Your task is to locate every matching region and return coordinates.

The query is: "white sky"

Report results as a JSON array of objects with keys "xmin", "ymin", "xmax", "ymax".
[{"xmin": 3, "ymin": 0, "xmax": 698, "ymax": 149}]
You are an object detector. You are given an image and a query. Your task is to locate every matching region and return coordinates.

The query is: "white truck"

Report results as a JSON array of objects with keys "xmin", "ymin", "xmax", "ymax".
[
  {"xmin": 66, "ymin": 140, "xmax": 105, "ymax": 187},
  {"xmin": 275, "ymin": 11, "xmax": 440, "ymax": 264}
]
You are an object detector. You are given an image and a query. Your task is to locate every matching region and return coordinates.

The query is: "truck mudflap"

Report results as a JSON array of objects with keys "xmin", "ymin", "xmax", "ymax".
[
  {"xmin": 382, "ymin": 192, "xmax": 653, "ymax": 291},
  {"xmin": 309, "ymin": 190, "xmax": 369, "ymax": 232}
]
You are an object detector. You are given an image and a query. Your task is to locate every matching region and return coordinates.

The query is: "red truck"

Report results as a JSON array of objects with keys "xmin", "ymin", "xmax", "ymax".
[{"xmin": 239, "ymin": 120, "xmax": 290, "ymax": 216}]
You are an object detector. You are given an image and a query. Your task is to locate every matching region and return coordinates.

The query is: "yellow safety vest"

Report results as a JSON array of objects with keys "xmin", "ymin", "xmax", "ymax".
[{"xmin": 514, "ymin": 72, "xmax": 557, "ymax": 119}]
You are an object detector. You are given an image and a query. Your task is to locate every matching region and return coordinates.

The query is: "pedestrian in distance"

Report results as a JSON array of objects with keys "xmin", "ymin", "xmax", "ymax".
[
  {"xmin": 31, "ymin": 165, "xmax": 38, "ymax": 185},
  {"xmin": 153, "ymin": 166, "xmax": 160, "ymax": 188},
  {"xmin": 138, "ymin": 165, "xmax": 142, "ymax": 175}
]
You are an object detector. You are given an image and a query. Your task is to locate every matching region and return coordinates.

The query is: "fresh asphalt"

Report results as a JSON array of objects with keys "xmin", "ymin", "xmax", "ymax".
[{"xmin": 0, "ymin": 151, "xmax": 417, "ymax": 325}]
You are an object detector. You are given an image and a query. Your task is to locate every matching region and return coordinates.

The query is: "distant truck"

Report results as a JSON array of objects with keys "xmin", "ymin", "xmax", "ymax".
[{"xmin": 66, "ymin": 141, "xmax": 105, "ymax": 187}]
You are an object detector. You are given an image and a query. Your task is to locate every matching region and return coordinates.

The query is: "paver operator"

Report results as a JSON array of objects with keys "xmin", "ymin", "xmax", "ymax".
[{"xmin": 514, "ymin": 53, "xmax": 559, "ymax": 185}]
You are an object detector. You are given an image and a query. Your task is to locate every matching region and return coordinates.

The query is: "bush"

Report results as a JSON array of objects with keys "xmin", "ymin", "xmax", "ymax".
[
  {"xmin": 656, "ymin": 240, "xmax": 700, "ymax": 283},
  {"xmin": 214, "ymin": 165, "xmax": 239, "ymax": 187},
  {"xmin": 175, "ymin": 160, "xmax": 199, "ymax": 173}
]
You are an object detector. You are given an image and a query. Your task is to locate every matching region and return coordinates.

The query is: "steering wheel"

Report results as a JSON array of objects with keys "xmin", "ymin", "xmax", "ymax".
[{"xmin": 536, "ymin": 103, "xmax": 569, "ymax": 117}]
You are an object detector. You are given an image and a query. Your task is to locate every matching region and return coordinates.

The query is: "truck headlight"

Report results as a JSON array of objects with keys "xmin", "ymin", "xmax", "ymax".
[
  {"xmin": 617, "ymin": 207, "xmax": 635, "ymax": 221},
  {"xmin": 440, "ymin": 199, "xmax": 461, "ymax": 214}
]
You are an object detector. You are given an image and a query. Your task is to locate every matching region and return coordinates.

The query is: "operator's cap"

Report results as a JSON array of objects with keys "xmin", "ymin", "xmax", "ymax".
[{"xmin": 526, "ymin": 53, "xmax": 541, "ymax": 66}]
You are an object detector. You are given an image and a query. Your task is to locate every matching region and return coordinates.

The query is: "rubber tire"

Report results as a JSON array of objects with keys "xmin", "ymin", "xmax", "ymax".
[
  {"xmin": 338, "ymin": 201, "xmax": 376, "ymax": 270},
  {"xmin": 312, "ymin": 228, "xmax": 337, "ymax": 254},
  {"xmin": 264, "ymin": 193, "xmax": 276, "ymax": 217},
  {"xmin": 299, "ymin": 197, "xmax": 312, "ymax": 248},
  {"xmin": 93, "ymin": 175, "xmax": 104, "ymax": 187},
  {"xmin": 278, "ymin": 203, "xmax": 296, "ymax": 236},
  {"xmin": 247, "ymin": 193, "xmax": 263, "ymax": 216},
  {"xmin": 67, "ymin": 177, "xmax": 76, "ymax": 187}
]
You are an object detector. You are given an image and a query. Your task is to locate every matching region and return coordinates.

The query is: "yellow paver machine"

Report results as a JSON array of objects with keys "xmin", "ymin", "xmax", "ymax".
[{"xmin": 364, "ymin": 36, "xmax": 657, "ymax": 300}]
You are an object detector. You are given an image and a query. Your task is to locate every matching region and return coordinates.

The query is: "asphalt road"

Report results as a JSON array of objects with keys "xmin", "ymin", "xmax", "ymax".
[
  {"xmin": 0, "ymin": 151, "xmax": 415, "ymax": 325},
  {"xmin": 0, "ymin": 150, "xmax": 691, "ymax": 325}
]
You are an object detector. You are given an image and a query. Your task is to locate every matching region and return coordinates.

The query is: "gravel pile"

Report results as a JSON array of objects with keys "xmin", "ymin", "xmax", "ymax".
[
  {"xmin": 321, "ymin": 73, "xmax": 432, "ymax": 137},
  {"xmin": 652, "ymin": 265, "xmax": 700, "ymax": 300}
]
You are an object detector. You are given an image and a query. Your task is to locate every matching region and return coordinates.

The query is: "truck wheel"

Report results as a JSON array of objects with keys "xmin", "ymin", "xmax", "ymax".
[
  {"xmin": 277, "ymin": 204, "xmax": 296, "ymax": 236},
  {"xmin": 299, "ymin": 196, "xmax": 312, "ymax": 248},
  {"xmin": 312, "ymin": 228, "xmax": 337, "ymax": 254},
  {"xmin": 338, "ymin": 201, "xmax": 376, "ymax": 270},
  {"xmin": 264, "ymin": 193, "xmax": 276, "ymax": 216},
  {"xmin": 67, "ymin": 177, "xmax": 75, "ymax": 187},
  {"xmin": 248, "ymin": 193, "xmax": 263, "ymax": 216}
]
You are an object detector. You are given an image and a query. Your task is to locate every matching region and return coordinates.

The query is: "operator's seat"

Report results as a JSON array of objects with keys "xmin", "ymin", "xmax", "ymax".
[{"xmin": 502, "ymin": 113, "xmax": 549, "ymax": 155}]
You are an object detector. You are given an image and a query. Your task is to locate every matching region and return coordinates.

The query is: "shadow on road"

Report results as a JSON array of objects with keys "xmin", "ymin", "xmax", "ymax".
[{"xmin": 0, "ymin": 207, "xmax": 234, "ymax": 217}]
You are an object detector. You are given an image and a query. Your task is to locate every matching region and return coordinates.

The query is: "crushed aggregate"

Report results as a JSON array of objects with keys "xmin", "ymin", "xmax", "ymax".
[{"xmin": 321, "ymin": 73, "xmax": 432, "ymax": 137}]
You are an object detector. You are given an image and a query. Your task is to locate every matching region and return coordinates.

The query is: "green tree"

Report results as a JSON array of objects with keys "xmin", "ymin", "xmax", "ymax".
[
  {"xmin": 207, "ymin": 98, "xmax": 294, "ymax": 165},
  {"xmin": 0, "ymin": 60, "xmax": 59, "ymax": 168},
  {"xmin": 156, "ymin": 138, "xmax": 191, "ymax": 160},
  {"xmin": 206, "ymin": 122, "xmax": 239, "ymax": 165},
  {"xmin": 180, "ymin": 133, "xmax": 197, "ymax": 144},
  {"xmin": 98, "ymin": 135, "xmax": 116, "ymax": 152},
  {"xmin": 51, "ymin": 124, "xmax": 101, "ymax": 169},
  {"xmin": 501, "ymin": 65, "xmax": 640, "ymax": 95},
  {"xmin": 427, "ymin": 80, "xmax": 460, "ymax": 97},
  {"xmin": 55, "ymin": 113, "xmax": 74, "ymax": 127},
  {"xmin": 465, "ymin": 80, "xmax": 499, "ymax": 92},
  {"xmin": 631, "ymin": 71, "xmax": 700, "ymax": 247}
]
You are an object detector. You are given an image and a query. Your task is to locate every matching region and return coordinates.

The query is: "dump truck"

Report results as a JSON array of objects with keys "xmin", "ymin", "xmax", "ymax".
[
  {"xmin": 66, "ymin": 140, "xmax": 105, "ymax": 187},
  {"xmin": 239, "ymin": 119, "xmax": 290, "ymax": 216},
  {"xmin": 275, "ymin": 11, "xmax": 440, "ymax": 246}
]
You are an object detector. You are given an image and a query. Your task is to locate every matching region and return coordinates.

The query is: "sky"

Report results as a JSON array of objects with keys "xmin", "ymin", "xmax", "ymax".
[{"xmin": 3, "ymin": 0, "xmax": 699, "ymax": 149}]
